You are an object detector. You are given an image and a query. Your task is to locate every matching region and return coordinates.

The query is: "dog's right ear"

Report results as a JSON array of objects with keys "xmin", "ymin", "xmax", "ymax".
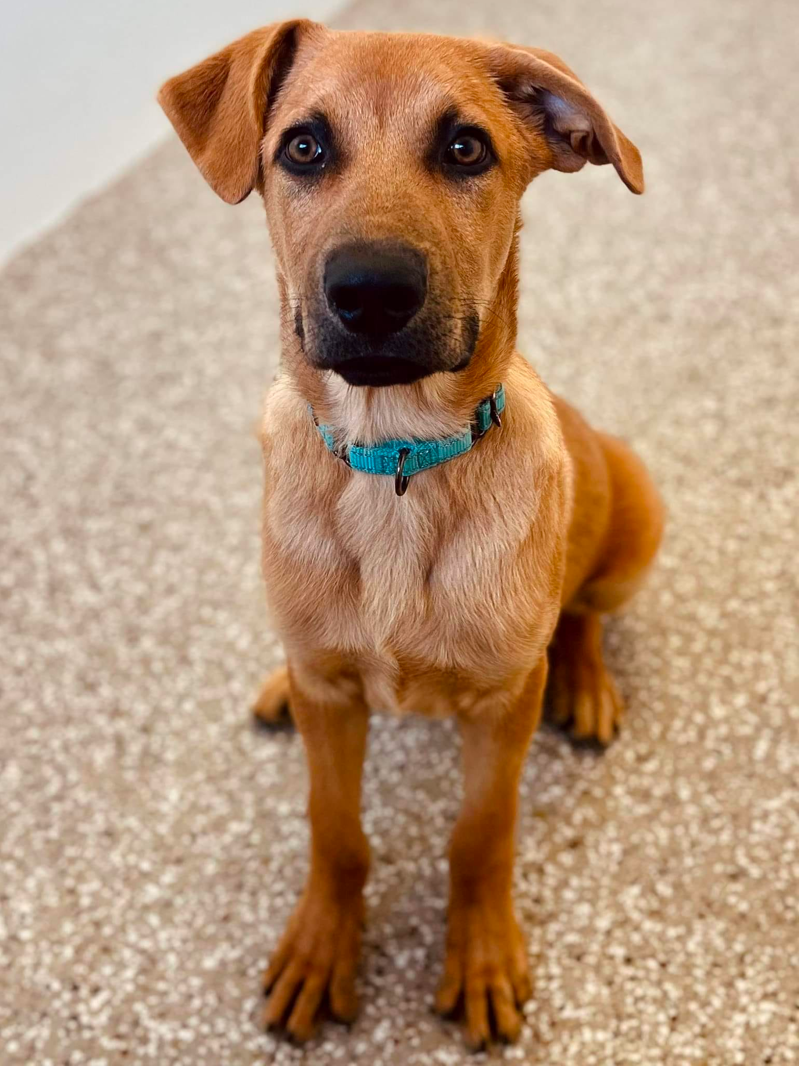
[{"xmin": 157, "ymin": 20, "xmax": 315, "ymax": 204}]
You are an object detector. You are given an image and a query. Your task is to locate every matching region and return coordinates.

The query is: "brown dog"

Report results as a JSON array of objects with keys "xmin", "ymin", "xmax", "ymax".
[{"xmin": 159, "ymin": 22, "xmax": 664, "ymax": 1048}]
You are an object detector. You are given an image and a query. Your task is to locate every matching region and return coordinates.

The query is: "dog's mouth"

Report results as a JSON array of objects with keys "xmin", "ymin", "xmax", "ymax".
[{"xmin": 332, "ymin": 356, "xmax": 428, "ymax": 387}]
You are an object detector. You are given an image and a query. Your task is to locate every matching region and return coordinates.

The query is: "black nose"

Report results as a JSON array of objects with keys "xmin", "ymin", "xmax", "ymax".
[{"xmin": 324, "ymin": 243, "xmax": 427, "ymax": 336}]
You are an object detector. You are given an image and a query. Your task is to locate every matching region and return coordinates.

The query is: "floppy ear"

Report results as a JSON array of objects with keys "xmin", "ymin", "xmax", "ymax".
[
  {"xmin": 487, "ymin": 44, "xmax": 644, "ymax": 194},
  {"xmin": 157, "ymin": 20, "xmax": 313, "ymax": 204}
]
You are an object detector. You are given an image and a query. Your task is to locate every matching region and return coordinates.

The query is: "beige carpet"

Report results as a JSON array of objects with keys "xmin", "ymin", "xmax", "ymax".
[{"xmin": 1, "ymin": 0, "xmax": 797, "ymax": 1063}]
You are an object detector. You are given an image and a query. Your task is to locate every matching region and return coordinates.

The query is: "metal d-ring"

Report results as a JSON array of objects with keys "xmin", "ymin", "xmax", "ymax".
[
  {"xmin": 489, "ymin": 388, "xmax": 503, "ymax": 429},
  {"xmin": 395, "ymin": 447, "xmax": 411, "ymax": 496}
]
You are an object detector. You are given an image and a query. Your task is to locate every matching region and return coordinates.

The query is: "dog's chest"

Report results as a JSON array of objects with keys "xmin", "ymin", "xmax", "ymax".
[{"xmin": 266, "ymin": 466, "xmax": 543, "ymax": 715}]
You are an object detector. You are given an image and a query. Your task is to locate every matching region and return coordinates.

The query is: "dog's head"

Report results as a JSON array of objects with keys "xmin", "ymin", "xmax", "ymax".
[{"xmin": 159, "ymin": 24, "xmax": 642, "ymax": 389}]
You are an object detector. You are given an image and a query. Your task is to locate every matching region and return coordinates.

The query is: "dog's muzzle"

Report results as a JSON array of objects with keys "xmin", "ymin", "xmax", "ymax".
[
  {"xmin": 304, "ymin": 240, "xmax": 479, "ymax": 387},
  {"xmin": 317, "ymin": 241, "xmax": 433, "ymax": 386}
]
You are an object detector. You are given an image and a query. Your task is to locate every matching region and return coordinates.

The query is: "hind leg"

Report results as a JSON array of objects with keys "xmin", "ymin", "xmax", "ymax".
[
  {"xmin": 253, "ymin": 664, "xmax": 292, "ymax": 726},
  {"xmin": 549, "ymin": 431, "xmax": 665, "ymax": 745},
  {"xmin": 548, "ymin": 612, "xmax": 623, "ymax": 745}
]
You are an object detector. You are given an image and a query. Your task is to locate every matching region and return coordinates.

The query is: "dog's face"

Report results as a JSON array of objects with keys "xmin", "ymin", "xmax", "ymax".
[
  {"xmin": 261, "ymin": 33, "xmax": 536, "ymax": 388},
  {"xmin": 160, "ymin": 24, "xmax": 642, "ymax": 388}
]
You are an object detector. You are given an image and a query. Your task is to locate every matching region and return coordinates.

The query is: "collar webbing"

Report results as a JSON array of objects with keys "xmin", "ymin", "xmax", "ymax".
[{"xmin": 312, "ymin": 384, "xmax": 505, "ymax": 495}]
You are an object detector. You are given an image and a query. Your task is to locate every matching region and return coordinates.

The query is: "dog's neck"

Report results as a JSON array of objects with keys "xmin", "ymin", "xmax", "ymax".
[
  {"xmin": 279, "ymin": 234, "xmax": 520, "ymax": 446},
  {"xmin": 316, "ymin": 374, "xmax": 489, "ymax": 446}
]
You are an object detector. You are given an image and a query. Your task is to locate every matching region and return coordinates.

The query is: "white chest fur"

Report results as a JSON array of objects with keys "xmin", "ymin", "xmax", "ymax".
[{"xmin": 261, "ymin": 365, "xmax": 567, "ymax": 716}]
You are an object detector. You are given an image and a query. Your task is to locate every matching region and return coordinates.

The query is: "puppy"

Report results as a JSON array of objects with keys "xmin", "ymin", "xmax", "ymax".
[{"xmin": 159, "ymin": 22, "xmax": 664, "ymax": 1048}]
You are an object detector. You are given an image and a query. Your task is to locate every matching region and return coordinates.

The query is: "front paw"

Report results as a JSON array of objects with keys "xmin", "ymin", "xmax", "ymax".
[
  {"xmin": 435, "ymin": 900, "xmax": 531, "ymax": 1049},
  {"xmin": 263, "ymin": 886, "xmax": 363, "ymax": 1041}
]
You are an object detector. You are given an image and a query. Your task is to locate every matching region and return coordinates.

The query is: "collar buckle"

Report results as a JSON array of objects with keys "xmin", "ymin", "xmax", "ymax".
[
  {"xmin": 471, "ymin": 386, "xmax": 503, "ymax": 443},
  {"xmin": 489, "ymin": 388, "xmax": 503, "ymax": 429},
  {"xmin": 395, "ymin": 447, "xmax": 411, "ymax": 496}
]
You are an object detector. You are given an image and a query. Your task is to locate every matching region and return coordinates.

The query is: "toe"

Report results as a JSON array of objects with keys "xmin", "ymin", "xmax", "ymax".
[
  {"xmin": 329, "ymin": 957, "xmax": 359, "ymax": 1023},
  {"xmin": 490, "ymin": 976, "xmax": 521, "ymax": 1042},
  {"xmin": 512, "ymin": 968, "xmax": 532, "ymax": 1006},
  {"xmin": 596, "ymin": 685, "xmax": 616, "ymax": 746},
  {"xmin": 465, "ymin": 976, "xmax": 490, "ymax": 1050},
  {"xmin": 435, "ymin": 953, "xmax": 463, "ymax": 1016},
  {"xmin": 510, "ymin": 945, "xmax": 532, "ymax": 1006},
  {"xmin": 286, "ymin": 969, "xmax": 327, "ymax": 1042},
  {"xmin": 263, "ymin": 931, "xmax": 293, "ymax": 993},
  {"xmin": 570, "ymin": 690, "xmax": 597, "ymax": 740},
  {"xmin": 264, "ymin": 959, "xmax": 304, "ymax": 1029}
]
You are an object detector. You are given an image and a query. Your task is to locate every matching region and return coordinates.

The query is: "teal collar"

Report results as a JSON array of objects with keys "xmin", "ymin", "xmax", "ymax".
[{"xmin": 313, "ymin": 384, "xmax": 505, "ymax": 496}]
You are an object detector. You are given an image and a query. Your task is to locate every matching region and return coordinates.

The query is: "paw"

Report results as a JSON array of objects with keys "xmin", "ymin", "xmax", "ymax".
[
  {"xmin": 548, "ymin": 654, "xmax": 623, "ymax": 746},
  {"xmin": 435, "ymin": 901, "xmax": 531, "ymax": 1049},
  {"xmin": 263, "ymin": 887, "xmax": 363, "ymax": 1041},
  {"xmin": 252, "ymin": 665, "xmax": 292, "ymax": 727}
]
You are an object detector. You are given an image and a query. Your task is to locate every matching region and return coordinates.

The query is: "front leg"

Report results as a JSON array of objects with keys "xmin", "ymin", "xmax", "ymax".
[
  {"xmin": 436, "ymin": 659, "xmax": 547, "ymax": 1049},
  {"xmin": 263, "ymin": 661, "xmax": 370, "ymax": 1041}
]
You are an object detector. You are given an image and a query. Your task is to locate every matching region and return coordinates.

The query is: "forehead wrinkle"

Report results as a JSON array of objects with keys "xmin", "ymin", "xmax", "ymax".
[{"xmin": 334, "ymin": 67, "xmax": 447, "ymax": 133}]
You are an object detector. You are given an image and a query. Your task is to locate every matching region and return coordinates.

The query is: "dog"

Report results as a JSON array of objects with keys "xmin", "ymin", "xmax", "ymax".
[{"xmin": 159, "ymin": 21, "xmax": 664, "ymax": 1048}]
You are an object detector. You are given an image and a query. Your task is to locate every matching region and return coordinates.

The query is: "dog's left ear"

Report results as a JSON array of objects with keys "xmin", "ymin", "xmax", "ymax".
[
  {"xmin": 487, "ymin": 44, "xmax": 644, "ymax": 194},
  {"xmin": 158, "ymin": 20, "xmax": 317, "ymax": 204}
]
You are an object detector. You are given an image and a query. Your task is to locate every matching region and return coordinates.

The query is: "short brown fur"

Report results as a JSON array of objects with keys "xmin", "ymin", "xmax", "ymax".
[{"xmin": 160, "ymin": 23, "xmax": 663, "ymax": 1048}]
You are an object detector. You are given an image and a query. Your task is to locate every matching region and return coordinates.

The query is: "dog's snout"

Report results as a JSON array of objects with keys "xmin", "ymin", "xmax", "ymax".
[
  {"xmin": 315, "ymin": 241, "xmax": 467, "ymax": 386},
  {"xmin": 324, "ymin": 244, "xmax": 427, "ymax": 336}
]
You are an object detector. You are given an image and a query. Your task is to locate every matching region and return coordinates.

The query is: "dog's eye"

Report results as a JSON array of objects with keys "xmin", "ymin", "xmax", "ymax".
[
  {"xmin": 446, "ymin": 134, "xmax": 488, "ymax": 168},
  {"xmin": 284, "ymin": 133, "xmax": 323, "ymax": 166}
]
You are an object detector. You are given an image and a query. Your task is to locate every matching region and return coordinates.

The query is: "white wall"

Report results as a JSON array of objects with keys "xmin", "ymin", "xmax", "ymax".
[{"xmin": 0, "ymin": 0, "xmax": 341, "ymax": 264}]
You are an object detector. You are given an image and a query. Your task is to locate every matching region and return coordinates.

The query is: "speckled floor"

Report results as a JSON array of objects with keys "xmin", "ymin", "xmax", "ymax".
[{"xmin": 1, "ymin": 0, "xmax": 798, "ymax": 1064}]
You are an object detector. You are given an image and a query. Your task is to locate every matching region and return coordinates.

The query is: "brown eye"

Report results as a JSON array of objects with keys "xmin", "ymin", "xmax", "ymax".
[
  {"xmin": 285, "ymin": 133, "xmax": 322, "ymax": 166},
  {"xmin": 447, "ymin": 134, "xmax": 488, "ymax": 167}
]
